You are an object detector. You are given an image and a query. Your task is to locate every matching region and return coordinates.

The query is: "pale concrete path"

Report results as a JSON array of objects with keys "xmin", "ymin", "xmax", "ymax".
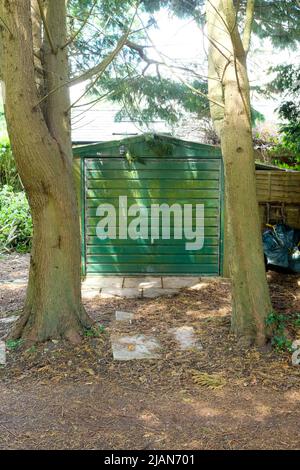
[
  {"xmin": 0, "ymin": 254, "xmax": 210, "ymax": 301},
  {"xmin": 82, "ymin": 276, "xmax": 208, "ymax": 299},
  {"xmin": 111, "ymin": 310, "xmax": 204, "ymax": 360},
  {"xmin": 0, "ymin": 275, "xmax": 209, "ymax": 299}
]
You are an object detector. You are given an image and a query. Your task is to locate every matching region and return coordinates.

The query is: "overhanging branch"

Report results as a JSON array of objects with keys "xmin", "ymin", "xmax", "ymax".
[
  {"xmin": 137, "ymin": 14, "xmax": 224, "ymax": 109},
  {"xmin": 71, "ymin": 32, "xmax": 130, "ymax": 86},
  {"xmin": 34, "ymin": 31, "xmax": 130, "ymax": 108},
  {"xmin": 125, "ymin": 40, "xmax": 220, "ymax": 82}
]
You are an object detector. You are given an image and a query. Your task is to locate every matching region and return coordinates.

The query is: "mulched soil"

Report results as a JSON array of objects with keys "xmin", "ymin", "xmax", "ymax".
[{"xmin": 0, "ymin": 254, "xmax": 300, "ymax": 450}]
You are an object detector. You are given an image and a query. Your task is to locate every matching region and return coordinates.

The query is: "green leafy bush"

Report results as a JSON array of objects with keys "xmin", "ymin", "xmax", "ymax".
[
  {"xmin": 265, "ymin": 65, "xmax": 300, "ymax": 170},
  {"xmin": 0, "ymin": 185, "xmax": 32, "ymax": 253}
]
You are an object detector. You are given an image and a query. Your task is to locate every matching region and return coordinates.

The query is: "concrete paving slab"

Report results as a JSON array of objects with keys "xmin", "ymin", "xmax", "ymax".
[
  {"xmin": 111, "ymin": 334, "xmax": 161, "ymax": 360},
  {"xmin": 124, "ymin": 277, "xmax": 162, "ymax": 289},
  {"xmin": 142, "ymin": 288, "xmax": 178, "ymax": 298},
  {"xmin": 101, "ymin": 288, "xmax": 142, "ymax": 299},
  {"xmin": 82, "ymin": 290, "xmax": 101, "ymax": 299},
  {"xmin": 163, "ymin": 277, "xmax": 200, "ymax": 289},
  {"xmin": 81, "ymin": 284, "xmax": 100, "ymax": 291},
  {"xmin": 83, "ymin": 276, "xmax": 124, "ymax": 289},
  {"xmin": 0, "ymin": 316, "xmax": 18, "ymax": 325},
  {"xmin": 169, "ymin": 326, "xmax": 203, "ymax": 351},
  {"xmin": 80, "ymin": 277, "xmax": 212, "ymax": 298},
  {"xmin": 0, "ymin": 341, "xmax": 6, "ymax": 365},
  {"xmin": 115, "ymin": 311, "xmax": 135, "ymax": 321},
  {"xmin": 0, "ymin": 279, "xmax": 27, "ymax": 286},
  {"xmin": 188, "ymin": 282, "xmax": 210, "ymax": 291},
  {"xmin": 292, "ymin": 340, "xmax": 300, "ymax": 366}
]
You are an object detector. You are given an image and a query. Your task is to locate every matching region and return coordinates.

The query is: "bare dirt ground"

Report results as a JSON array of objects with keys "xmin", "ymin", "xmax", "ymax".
[{"xmin": 0, "ymin": 254, "xmax": 300, "ymax": 450}]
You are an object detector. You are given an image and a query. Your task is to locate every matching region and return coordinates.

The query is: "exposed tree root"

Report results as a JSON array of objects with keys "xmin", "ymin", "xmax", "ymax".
[
  {"xmin": 8, "ymin": 304, "xmax": 94, "ymax": 345},
  {"xmin": 8, "ymin": 307, "xmax": 31, "ymax": 341}
]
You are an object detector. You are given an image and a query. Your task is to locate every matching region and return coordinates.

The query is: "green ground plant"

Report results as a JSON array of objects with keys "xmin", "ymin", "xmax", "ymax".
[
  {"xmin": 266, "ymin": 311, "xmax": 300, "ymax": 352},
  {"xmin": 0, "ymin": 185, "xmax": 32, "ymax": 253},
  {"xmin": 6, "ymin": 339, "xmax": 24, "ymax": 351},
  {"xmin": 84, "ymin": 324, "xmax": 106, "ymax": 338},
  {"xmin": 0, "ymin": 137, "xmax": 21, "ymax": 190}
]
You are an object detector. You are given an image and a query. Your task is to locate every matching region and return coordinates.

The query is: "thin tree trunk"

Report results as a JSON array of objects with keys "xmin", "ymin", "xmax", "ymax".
[
  {"xmin": 206, "ymin": 0, "xmax": 272, "ymax": 346},
  {"xmin": 0, "ymin": 0, "xmax": 92, "ymax": 343}
]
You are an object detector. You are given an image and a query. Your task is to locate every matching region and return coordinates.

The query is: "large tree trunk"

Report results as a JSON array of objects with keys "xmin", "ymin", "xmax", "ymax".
[
  {"xmin": 0, "ymin": 0, "xmax": 92, "ymax": 342},
  {"xmin": 206, "ymin": 0, "xmax": 272, "ymax": 346}
]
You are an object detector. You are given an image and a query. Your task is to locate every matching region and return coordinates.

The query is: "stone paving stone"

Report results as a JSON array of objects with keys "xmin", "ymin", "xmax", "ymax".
[
  {"xmin": 162, "ymin": 277, "xmax": 200, "ymax": 289},
  {"xmin": 111, "ymin": 334, "xmax": 161, "ymax": 360},
  {"xmin": 82, "ymin": 276, "xmax": 124, "ymax": 289},
  {"xmin": 0, "ymin": 316, "xmax": 18, "ymax": 325},
  {"xmin": 0, "ymin": 341, "xmax": 6, "ymax": 365},
  {"xmin": 100, "ymin": 288, "xmax": 142, "ymax": 299},
  {"xmin": 0, "ymin": 279, "xmax": 27, "ymax": 285},
  {"xmin": 82, "ymin": 290, "xmax": 101, "ymax": 299},
  {"xmin": 188, "ymin": 281, "xmax": 210, "ymax": 291},
  {"xmin": 292, "ymin": 340, "xmax": 300, "ymax": 366},
  {"xmin": 169, "ymin": 326, "xmax": 203, "ymax": 351},
  {"xmin": 124, "ymin": 277, "xmax": 162, "ymax": 289},
  {"xmin": 142, "ymin": 288, "xmax": 178, "ymax": 298},
  {"xmin": 81, "ymin": 281, "xmax": 101, "ymax": 290},
  {"xmin": 115, "ymin": 311, "xmax": 135, "ymax": 321}
]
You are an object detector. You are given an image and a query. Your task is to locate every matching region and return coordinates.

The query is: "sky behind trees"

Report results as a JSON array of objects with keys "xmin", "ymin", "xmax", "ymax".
[
  {"xmin": 1, "ymin": 4, "xmax": 298, "ymax": 137},
  {"xmin": 69, "ymin": 7, "xmax": 297, "ymax": 126}
]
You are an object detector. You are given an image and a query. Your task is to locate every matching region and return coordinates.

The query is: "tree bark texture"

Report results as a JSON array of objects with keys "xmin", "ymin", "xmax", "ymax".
[
  {"xmin": 206, "ymin": 0, "xmax": 272, "ymax": 346},
  {"xmin": 0, "ymin": 0, "xmax": 92, "ymax": 342}
]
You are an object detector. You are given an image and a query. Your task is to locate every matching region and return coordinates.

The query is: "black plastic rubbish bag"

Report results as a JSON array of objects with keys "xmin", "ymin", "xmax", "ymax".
[{"xmin": 262, "ymin": 223, "xmax": 300, "ymax": 273}]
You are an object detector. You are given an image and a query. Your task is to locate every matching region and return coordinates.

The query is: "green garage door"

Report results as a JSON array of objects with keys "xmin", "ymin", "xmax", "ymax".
[{"xmin": 83, "ymin": 156, "xmax": 223, "ymax": 275}]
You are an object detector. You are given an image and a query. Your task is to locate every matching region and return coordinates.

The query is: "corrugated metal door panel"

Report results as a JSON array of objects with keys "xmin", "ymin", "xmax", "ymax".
[
  {"xmin": 84, "ymin": 158, "xmax": 222, "ymax": 275},
  {"xmin": 86, "ymin": 159, "xmax": 221, "ymax": 170}
]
